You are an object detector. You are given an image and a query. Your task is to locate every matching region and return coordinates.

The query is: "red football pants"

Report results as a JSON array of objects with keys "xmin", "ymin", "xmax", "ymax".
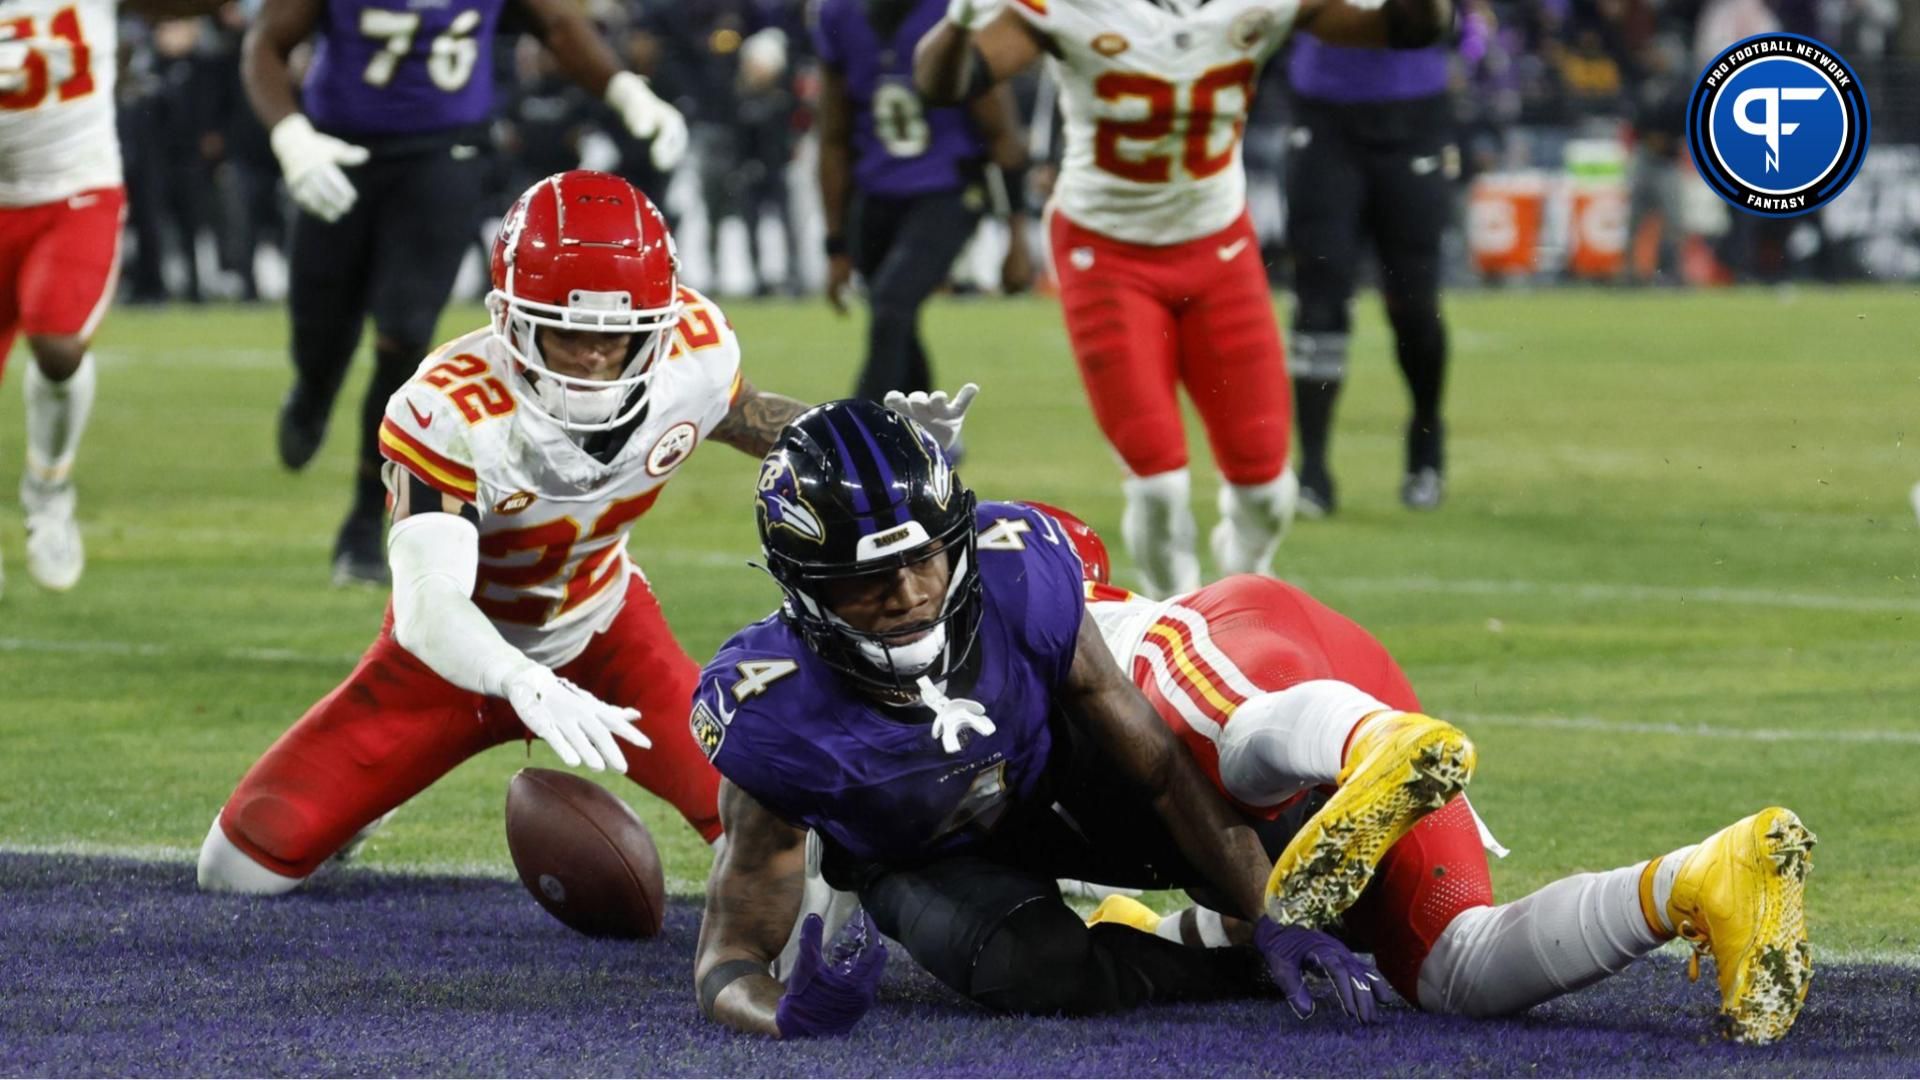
[
  {"xmin": 219, "ymin": 574, "xmax": 723, "ymax": 879},
  {"xmin": 0, "ymin": 187, "xmax": 124, "ymax": 375},
  {"xmin": 1129, "ymin": 575, "xmax": 1493, "ymax": 1002},
  {"xmin": 1049, "ymin": 208, "xmax": 1290, "ymax": 485}
]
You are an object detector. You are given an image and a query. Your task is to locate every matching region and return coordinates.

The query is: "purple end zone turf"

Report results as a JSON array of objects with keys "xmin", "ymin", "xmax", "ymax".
[{"xmin": 2, "ymin": 853, "xmax": 1914, "ymax": 1077}]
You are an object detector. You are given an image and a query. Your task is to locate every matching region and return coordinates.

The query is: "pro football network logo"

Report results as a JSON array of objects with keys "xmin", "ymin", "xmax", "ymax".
[{"xmin": 1687, "ymin": 33, "xmax": 1869, "ymax": 217}]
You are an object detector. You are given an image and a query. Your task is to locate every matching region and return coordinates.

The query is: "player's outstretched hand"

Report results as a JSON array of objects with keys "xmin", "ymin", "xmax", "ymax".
[
  {"xmin": 504, "ymin": 664, "xmax": 650, "ymax": 773},
  {"xmin": 1255, "ymin": 917, "xmax": 1392, "ymax": 1022},
  {"xmin": 606, "ymin": 72, "xmax": 689, "ymax": 171},
  {"xmin": 775, "ymin": 912, "xmax": 888, "ymax": 1039},
  {"xmin": 884, "ymin": 383, "xmax": 979, "ymax": 450},
  {"xmin": 269, "ymin": 114, "xmax": 368, "ymax": 224}
]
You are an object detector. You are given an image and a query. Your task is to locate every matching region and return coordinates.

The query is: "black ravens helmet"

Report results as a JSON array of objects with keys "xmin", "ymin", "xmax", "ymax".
[{"xmin": 757, "ymin": 399, "xmax": 981, "ymax": 693}]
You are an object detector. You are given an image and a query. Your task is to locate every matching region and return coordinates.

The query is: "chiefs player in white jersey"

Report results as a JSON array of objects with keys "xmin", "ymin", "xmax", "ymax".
[
  {"xmin": 0, "ymin": 0, "xmax": 212, "ymax": 596},
  {"xmin": 198, "ymin": 172, "xmax": 978, "ymax": 893},
  {"xmin": 1026, "ymin": 501, "xmax": 1815, "ymax": 1045},
  {"xmin": 916, "ymin": 0, "xmax": 1450, "ymax": 596}
]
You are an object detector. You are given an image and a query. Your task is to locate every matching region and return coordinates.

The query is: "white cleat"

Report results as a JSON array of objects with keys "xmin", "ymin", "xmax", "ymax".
[
  {"xmin": 21, "ymin": 479, "xmax": 83, "ymax": 592},
  {"xmin": 1910, "ymin": 481, "xmax": 1920, "ymax": 528}
]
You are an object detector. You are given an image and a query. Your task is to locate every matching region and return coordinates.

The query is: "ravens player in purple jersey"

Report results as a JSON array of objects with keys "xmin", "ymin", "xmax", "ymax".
[
  {"xmin": 814, "ymin": 0, "xmax": 1033, "ymax": 405},
  {"xmin": 690, "ymin": 399, "xmax": 1390, "ymax": 1038},
  {"xmin": 244, "ymin": 0, "xmax": 688, "ymax": 584},
  {"xmin": 1285, "ymin": 38, "xmax": 1457, "ymax": 516}
]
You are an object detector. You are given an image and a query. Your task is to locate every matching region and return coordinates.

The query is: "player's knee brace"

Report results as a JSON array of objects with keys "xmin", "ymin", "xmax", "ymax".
[{"xmin": 196, "ymin": 817, "xmax": 307, "ymax": 895}]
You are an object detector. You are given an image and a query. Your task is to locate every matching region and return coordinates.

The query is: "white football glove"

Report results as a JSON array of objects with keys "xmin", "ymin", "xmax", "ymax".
[
  {"xmin": 946, "ymin": 0, "xmax": 1006, "ymax": 30},
  {"xmin": 884, "ymin": 383, "xmax": 979, "ymax": 450},
  {"xmin": 269, "ymin": 114, "xmax": 369, "ymax": 224},
  {"xmin": 504, "ymin": 664, "xmax": 651, "ymax": 773},
  {"xmin": 605, "ymin": 71, "xmax": 689, "ymax": 172}
]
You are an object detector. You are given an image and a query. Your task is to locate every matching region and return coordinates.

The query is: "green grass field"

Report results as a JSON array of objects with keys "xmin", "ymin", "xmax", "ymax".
[{"xmin": 1, "ymin": 289, "xmax": 1916, "ymax": 958}]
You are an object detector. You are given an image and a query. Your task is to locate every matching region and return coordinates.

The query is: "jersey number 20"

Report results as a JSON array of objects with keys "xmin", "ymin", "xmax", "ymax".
[{"xmin": 1093, "ymin": 61, "xmax": 1255, "ymax": 184}]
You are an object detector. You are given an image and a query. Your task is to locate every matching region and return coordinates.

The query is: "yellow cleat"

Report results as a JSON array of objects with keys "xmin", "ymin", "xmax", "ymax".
[
  {"xmin": 1264, "ymin": 712, "xmax": 1475, "ymax": 928},
  {"xmin": 1086, "ymin": 894, "xmax": 1163, "ymax": 934},
  {"xmin": 1662, "ymin": 806, "xmax": 1817, "ymax": 1045}
]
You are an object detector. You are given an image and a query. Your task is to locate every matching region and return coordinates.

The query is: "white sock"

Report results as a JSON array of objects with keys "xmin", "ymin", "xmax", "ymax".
[
  {"xmin": 1154, "ymin": 906, "xmax": 1233, "ymax": 947},
  {"xmin": 24, "ymin": 353, "xmax": 96, "ymax": 488},
  {"xmin": 1120, "ymin": 468, "xmax": 1199, "ymax": 596},
  {"xmin": 1416, "ymin": 862, "xmax": 1667, "ymax": 1017},
  {"xmin": 1214, "ymin": 680, "xmax": 1394, "ymax": 808},
  {"xmin": 196, "ymin": 818, "xmax": 306, "ymax": 895},
  {"xmin": 1645, "ymin": 843, "xmax": 1699, "ymax": 934},
  {"xmin": 1213, "ymin": 469, "xmax": 1299, "ymax": 576}
]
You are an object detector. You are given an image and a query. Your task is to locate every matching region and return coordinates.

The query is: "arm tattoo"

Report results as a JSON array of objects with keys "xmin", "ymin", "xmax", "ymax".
[{"xmin": 712, "ymin": 379, "xmax": 811, "ymax": 458}]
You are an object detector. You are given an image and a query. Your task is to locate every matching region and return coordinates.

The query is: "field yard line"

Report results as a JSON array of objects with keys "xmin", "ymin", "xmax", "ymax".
[
  {"xmin": 1458, "ymin": 711, "xmax": 1920, "ymax": 746},
  {"xmin": 0, "ymin": 636, "xmax": 361, "ymax": 666},
  {"xmin": 0, "ymin": 842, "xmax": 708, "ymax": 895},
  {"xmin": 95, "ymin": 348, "xmax": 287, "ymax": 369},
  {"xmin": 1305, "ymin": 574, "xmax": 1920, "ymax": 615}
]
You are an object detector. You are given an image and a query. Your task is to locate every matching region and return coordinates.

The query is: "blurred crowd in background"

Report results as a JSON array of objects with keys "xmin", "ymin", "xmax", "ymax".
[{"xmin": 114, "ymin": 0, "xmax": 1920, "ymax": 307}]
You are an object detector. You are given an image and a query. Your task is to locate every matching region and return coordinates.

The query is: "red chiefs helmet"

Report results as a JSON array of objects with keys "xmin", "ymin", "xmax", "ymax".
[
  {"xmin": 1020, "ymin": 501, "xmax": 1111, "ymax": 585},
  {"xmin": 487, "ymin": 170, "xmax": 683, "ymax": 432}
]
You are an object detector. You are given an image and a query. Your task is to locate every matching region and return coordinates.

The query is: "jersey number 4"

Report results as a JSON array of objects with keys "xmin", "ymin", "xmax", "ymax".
[
  {"xmin": 0, "ymin": 7, "xmax": 94, "ymax": 112},
  {"xmin": 358, "ymin": 7, "xmax": 480, "ymax": 91},
  {"xmin": 1093, "ymin": 62, "xmax": 1256, "ymax": 184}
]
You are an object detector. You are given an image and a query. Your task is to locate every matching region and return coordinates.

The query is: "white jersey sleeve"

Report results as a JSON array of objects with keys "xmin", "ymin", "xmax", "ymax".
[
  {"xmin": 0, "ymin": 0, "xmax": 121, "ymax": 206},
  {"xmin": 1011, "ymin": 0, "xmax": 1296, "ymax": 245}
]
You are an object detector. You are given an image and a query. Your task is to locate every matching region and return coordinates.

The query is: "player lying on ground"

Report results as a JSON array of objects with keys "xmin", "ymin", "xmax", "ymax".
[
  {"xmin": 908, "ymin": 0, "xmax": 1452, "ymax": 596},
  {"xmin": 1031, "ymin": 503, "xmax": 1816, "ymax": 1046},
  {"xmin": 197, "ymin": 172, "xmax": 977, "ymax": 895},
  {"xmin": 691, "ymin": 399, "xmax": 1389, "ymax": 1038}
]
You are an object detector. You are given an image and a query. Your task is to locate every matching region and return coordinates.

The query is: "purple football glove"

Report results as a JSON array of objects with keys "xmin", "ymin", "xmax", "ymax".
[
  {"xmin": 1254, "ymin": 916, "xmax": 1392, "ymax": 1022},
  {"xmin": 774, "ymin": 912, "xmax": 888, "ymax": 1039}
]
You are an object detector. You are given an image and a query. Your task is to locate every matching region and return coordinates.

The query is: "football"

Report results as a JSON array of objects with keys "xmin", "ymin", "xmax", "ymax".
[{"xmin": 505, "ymin": 768, "xmax": 666, "ymax": 939}]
